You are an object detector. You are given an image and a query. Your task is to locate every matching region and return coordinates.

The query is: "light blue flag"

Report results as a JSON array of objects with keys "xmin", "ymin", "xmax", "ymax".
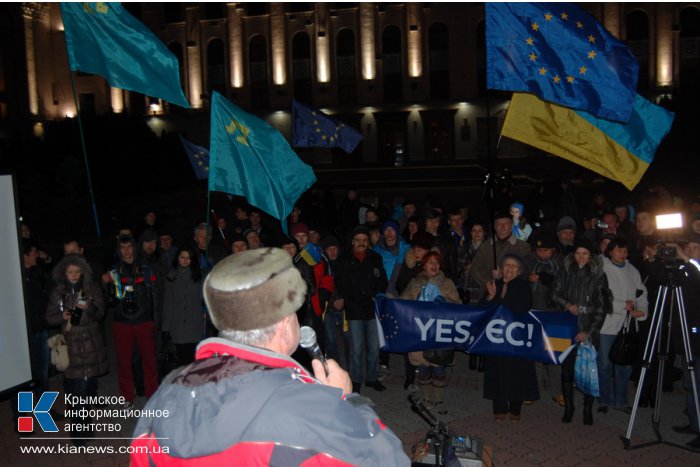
[
  {"xmin": 209, "ymin": 92, "xmax": 316, "ymax": 224},
  {"xmin": 61, "ymin": 3, "xmax": 190, "ymax": 108}
]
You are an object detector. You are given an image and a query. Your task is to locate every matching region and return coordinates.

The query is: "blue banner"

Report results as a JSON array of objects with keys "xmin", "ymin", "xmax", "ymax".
[{"xmin": 375, "ymin": 297, "xmax": 577, "ymax": 364}]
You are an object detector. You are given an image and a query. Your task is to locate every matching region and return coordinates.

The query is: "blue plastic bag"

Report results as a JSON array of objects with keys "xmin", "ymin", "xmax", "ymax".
[
  {"xmin": 574, "ymin": 343, "xmax": 600, "ymax": 397},
  {"xmin": 418, "ymin": 283, "xmax": 444, "ymax": 302}
]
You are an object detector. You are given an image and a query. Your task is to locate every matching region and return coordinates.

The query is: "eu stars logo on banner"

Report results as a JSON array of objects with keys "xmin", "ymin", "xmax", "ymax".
[
  {"xmin": 209, "ymin": 92, "xmax": 316, "ymax": 225},
  {"xmin": 61, "ymin": 2, "xmax": 190, "ymax": 108},
  {"xmin": 292, "ymin": 100, "xmax": 364, "ymax": 154},
  {"xmin": 486, "ymin": 2, "xmax": 638, "ymax": 123},
  {"xmin": 17, "ymin": 391, "xmax": 59, "ymax": 433}
]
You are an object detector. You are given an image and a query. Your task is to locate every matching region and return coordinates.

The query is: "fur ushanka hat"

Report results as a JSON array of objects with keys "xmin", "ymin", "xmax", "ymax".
[{"xmin": 203, "ymin": 248, "xmax": 307, "ymax": 331}]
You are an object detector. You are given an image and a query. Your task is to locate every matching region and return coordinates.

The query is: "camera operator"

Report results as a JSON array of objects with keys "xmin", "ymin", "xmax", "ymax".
[{"xmin": 662, "ymin": 234, "xmax": 700, "ymax": 448}]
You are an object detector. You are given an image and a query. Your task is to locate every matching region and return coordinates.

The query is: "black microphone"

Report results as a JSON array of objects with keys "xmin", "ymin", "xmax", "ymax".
[{"xmin": 299, "ymin": 326, "xmax": 329, "ymax": 376}]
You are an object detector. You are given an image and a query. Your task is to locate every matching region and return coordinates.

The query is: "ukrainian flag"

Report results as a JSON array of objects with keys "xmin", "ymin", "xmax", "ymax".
[
  {"xmin": 501, "ymin": 93, "xmax": 674, "ymax": 190},
  {"xmin": 544, "ymin": 325, "xmax": 574, "ymax": 353}
]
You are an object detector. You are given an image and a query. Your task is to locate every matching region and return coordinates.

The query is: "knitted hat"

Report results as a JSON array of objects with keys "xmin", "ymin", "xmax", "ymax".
[
  {"xmin": 573, "ymin": 238, "xmax": 595, "ymax": 255},
  {"xmin": 532, "ymin": 230, "xmax": 556, "ymax": 249},
  {"xmin": 557, "ymin": 216, "xmax": 577, "ymax": 232},
  {"xmin": 290, "ymin": 222, "xmax": 309, "ymax": 237},
  {"xmin": 139, "ymin": 229, "xmax": 158, "ymax": 243},
  {"xmin": 203, "ymin": 248, "xmax": 306, "ymax": 332},
  {"xmin": 411, "ymin": 231, "xmax": 435, "ymax": 251},
  {"xmin": 425, "ymin": 209, "xmax": 442, "ymax": 220},
  {"xmin": 510, "ymin": 202, "xmax": 525, "ymax": 215},
  {"xmin": 321, "ymin": 235, "xmax": 340, "ymax": 250},
  {"xmin": 381, "ymin": 219, "xmax": 400, "ymax": 235},
  {"xmin": 351, "ymin": 225, "xmax": 370, "ymax": 239}
]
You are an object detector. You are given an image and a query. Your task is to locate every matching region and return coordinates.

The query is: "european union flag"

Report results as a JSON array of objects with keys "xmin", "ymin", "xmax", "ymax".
[
  {"xmin": 486, "ymin": 3, "xmax": 638, "ymax": 123},
  {"xmin": 61, "ymin": 3, "xmax": 190, "ymax": 108},
  {"xmin": 179, "ymin": 134, "xmax": 210, "ymax": 181},
  {"xmin": 292, "ymin": 100, "xmax": 364, "ymax": 154},
  {"xmin": 209, "ymin": 92, "xmax": 316, "ymax": 224}
]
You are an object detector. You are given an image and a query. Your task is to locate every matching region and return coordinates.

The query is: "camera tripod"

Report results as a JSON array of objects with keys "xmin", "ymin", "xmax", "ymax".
[{"xmin": 622, "ymin": 265, "xmax": 700, "ymax": 450}]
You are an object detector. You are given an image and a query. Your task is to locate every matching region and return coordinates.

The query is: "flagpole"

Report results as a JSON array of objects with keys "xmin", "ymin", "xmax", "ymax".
[
  {"xmin": 485, "ymin": 95, "xmax": 497, "ymax": 271},
  {"xmin": 68, "ymin": 71, "xmax": 102, "ymax": 243}
]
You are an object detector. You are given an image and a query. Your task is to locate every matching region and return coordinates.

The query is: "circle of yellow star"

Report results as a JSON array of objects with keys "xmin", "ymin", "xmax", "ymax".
[
  {"xmin": 531, "ymin": 22, "xmax": 539, "ymax": 31},
  {"xmin": 579, "ymin": 66, "xmax": 587, "ymax": 75},
  {"xmin": 560, "ymin": 12, "xmax": 569, "ymax": 20},
  {"xmin": 588, "ymin": 35, "xmax": 596, "ymax": 43},
  {"xmin": 553, "ymin": 75, "xmax": 561, "ymax": 84},
  {"xmin": 567, "ymin": 75, "xmax": 575, "ymax": 83},
  {"xmin": 544, "ymin": 12, "xmax": 553, "ymax": 21},
  {"xmin": 576, "ymin": 21, "xmax": 583, "ymax": 29},
  {"xmin": 526, "ymin": 37, "xmax": 534, "ymax": 46},
  {"xmin": 588, "ymin": 50, "xmax": 597, "ymax": 59},
  {"xmin": 539, "ymin": 67, "xmax": 547, "ymax": 75},
  {"xmin": 529, "ymin": 52, "xmax": 538, "ymax": 61}
]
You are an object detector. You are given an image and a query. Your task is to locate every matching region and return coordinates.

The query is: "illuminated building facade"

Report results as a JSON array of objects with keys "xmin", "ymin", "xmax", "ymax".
[{"xmin": 1, "ymin": 2, "xmax": 699, "ymax": 171}]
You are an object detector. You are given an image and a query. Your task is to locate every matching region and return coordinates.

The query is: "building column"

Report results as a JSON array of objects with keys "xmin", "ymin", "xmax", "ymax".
[
  {"xmin": 360, "ymin": 3, "xmax": 376, "ymax": 80},
  {"xmin": 406, "ymin": 2, "xmax": 422, "ymax": 78},
  {"xmin": 185, "ymin": 5, "xmax": 203, "ymax": 108},
  {"xmin": 315, "ymin": 3, "xmax": 330, "ymax": 84},
  {"xmin": 602, "ymin": 3, "xmax": 621, "ymax": 39},
  {"xmin": 21, "ymin": 4, "xmax": 43, "ymax": 116},
  {"xmin": 655, "ymin": 6, "xmax": 674, "ymax": 87},
  {"xmin": 227, "ymin": 4, "xmax": 244, "ymax": 89},
  {"xmin": 270, "ymin": 3, "xmax": 286, "ymax": 86}
]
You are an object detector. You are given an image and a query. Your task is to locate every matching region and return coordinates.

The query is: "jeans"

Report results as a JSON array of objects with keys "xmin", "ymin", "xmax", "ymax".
[
  {"xmin": 324, "ymin": 309, "xmax": 350, "ymax": 368},
  {"xmin": 349, "ymin": 319, "xmax": 379, "ymax": 384},
  {"xmin": 598, "ymin": 334, "xmax": 632, "ymax": 407},
  {"xmin": 29, "ymin": 330, "xmax": 49, "ymax": 394},
  {"xmin": 683, "ymin": 356, "xmax": 700, "ymax": 433}
]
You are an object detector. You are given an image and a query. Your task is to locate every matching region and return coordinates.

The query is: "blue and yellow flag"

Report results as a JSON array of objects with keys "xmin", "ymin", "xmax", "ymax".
[
  {"xmin": 209, "ymin": 92, "xmax": 316, "ymax": 223},
  {"xmin": 292, "ymin": 100, "xmax": 364, "ymax": 154},
  {"xmin": 178, "ymin": 134, "xmax": 210, "ymax": 181},
  {"xmin": 61, "ymin": 3, "xmax": 190, "ymax": 108},
  {"xmin": 501, "ymin": 93, "xmax": 675, "ymax": 190},
  {"xmin": 486, "ymin": 3, "xmax": 638, "ymax": 123}
]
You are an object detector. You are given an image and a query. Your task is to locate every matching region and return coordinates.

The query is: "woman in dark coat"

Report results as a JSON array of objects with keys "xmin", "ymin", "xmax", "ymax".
[
  {"xmin": 481, "ymin": 253, "xmax": 539, "ymax": 421},
  {"xmin": 550, "ymin": 239, "xmax": 611, "ymax": 425},
  {"xmin": 162, "ymin": 247, "xmax": 204, "ymax": 366},
  {"xmin": 46, "ymin": 254, "xmax": 107, "ymax": 444}
]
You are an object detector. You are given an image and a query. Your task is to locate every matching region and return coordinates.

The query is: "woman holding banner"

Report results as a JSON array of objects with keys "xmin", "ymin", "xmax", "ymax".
[
  {"xmin": 400, "ymin": 251, "xmax": 460, "ymax": 414},
  {"xmin": 481, "ymin": 253, "xmax": 539, "ymax": 422},
  {"xmin": 550, "ymin": 239, "xmax": 611, "ymax": 425}
]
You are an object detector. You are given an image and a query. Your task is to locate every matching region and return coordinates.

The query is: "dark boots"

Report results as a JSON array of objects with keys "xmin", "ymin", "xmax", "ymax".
[
  {"xmin": 562, "ymin": 382, "xmax": 575, "ymax": 423},
  {"xmin": 583, "ymin": 395, "xmax": 594, "ymax": 425}
]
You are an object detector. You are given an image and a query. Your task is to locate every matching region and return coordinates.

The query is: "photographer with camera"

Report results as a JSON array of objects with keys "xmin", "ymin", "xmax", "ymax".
[
  {"xmin": 46, "ymin": 254, "xmax": 107, "ymax": 445},
  {"xmin": 664, "ymin": 233, "xmax": 700, "ymax": 448}
]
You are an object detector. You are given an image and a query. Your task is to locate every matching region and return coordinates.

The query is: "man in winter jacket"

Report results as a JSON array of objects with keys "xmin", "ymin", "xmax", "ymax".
[
  {"xmin": 131, "ymin": 248, "xmax": 409, "ymax": 466},
  {"xmin": 105, "ymin": 235, "xmax": 161, "ymax": 406},
  {"xmin": 336, "ymin": 226, "xmax": 389, "ymax": 393}
]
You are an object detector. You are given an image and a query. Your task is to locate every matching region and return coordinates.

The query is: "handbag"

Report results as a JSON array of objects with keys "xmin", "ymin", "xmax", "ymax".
[
  {"xmin": 574, "ymin": 343, "xmax": 600, "ymax": 397},
  {"xmin": 423, "ymin": 349, "xmax": 456, "ymax": 366},
  {"xmin": 48, "ymin": 324, "xmax": 70, "ymax": 372},
  {"xmin": 609, "ymin": 313, "xmax": 638, "ymax": 366}
]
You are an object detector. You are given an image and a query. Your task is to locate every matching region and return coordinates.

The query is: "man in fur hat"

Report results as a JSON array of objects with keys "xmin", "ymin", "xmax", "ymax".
[{"xmin": 131, "ymin": 248, "xmax": 408, "ymax": 466}]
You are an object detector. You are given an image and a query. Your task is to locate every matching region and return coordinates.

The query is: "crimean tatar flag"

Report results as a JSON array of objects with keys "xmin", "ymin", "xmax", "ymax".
[
  {"xmin": 61, "ymin": 2, "xmax": 190, "ymax": 108},
  {"xmin": 486, "ymin": 2, "xmax": 638, "ymax": 122},
  {"xmin": 209, "ymin": 92, "xmax": 316, "ymax": 224}
]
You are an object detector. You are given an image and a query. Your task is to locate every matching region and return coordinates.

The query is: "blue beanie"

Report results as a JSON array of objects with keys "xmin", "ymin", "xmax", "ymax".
[
  {"xmin": 381, "ymin": 219, "xmax": 400, "ymax": 235},
  {"xmin": 510, "ymin": 202, "xmax": 525, "ymax": 215}
]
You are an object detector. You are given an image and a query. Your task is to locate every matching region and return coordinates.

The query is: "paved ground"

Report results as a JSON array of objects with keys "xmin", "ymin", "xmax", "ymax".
[{"xmin": 2, "ymin": 323, "xmax": 700, "ymax": 466}]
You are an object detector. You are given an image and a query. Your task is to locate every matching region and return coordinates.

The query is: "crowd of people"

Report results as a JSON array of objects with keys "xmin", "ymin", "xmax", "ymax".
[{"xmin": 17, "ymin": 183, "xmax": 700, "ymax": 452}]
